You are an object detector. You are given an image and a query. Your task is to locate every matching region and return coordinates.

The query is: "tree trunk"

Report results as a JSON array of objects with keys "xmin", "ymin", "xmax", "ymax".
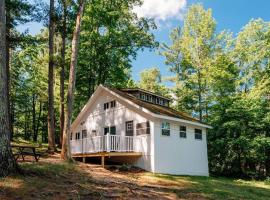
[
  {"xmin": 5, "ymin": 4, "xmax": 13, "ymax": 140},
  {"xmin": 48, "ymin": 0, "xmax": 56, "ymax": 152},
  {"xmin": 60, "ymin": 0, "xmax": 67, "ymax": 146},
  {"xmin": 34, "ymin": 101, "xmax": 43, "ymax": 142},
  {"xmin": 32, "ymin": 94, "xmax": 36, "ymax": 141},
  {"xmin": 61, "ymin": 0, "xmax": 85, "ymax": 160},
  {"xmin": 266, "ymin": 131, "xmax": 270, "ymax": 176},
  {"xmin": 0, "ymin": 0, "xmax": 19, "ymax": 177},
  {"xmin": 198, "ymin": 70, "xmax": 203, "ymax": 122}
]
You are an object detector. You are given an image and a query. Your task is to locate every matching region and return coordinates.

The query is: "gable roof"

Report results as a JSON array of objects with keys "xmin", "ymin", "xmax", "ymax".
[{"xmin": 71, "ymin": 85, "xmax": 212, "ymax": 129}]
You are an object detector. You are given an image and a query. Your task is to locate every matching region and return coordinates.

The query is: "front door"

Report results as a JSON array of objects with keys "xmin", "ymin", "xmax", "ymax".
[{"xmin": 125, "ymin": 121, "xmax": 134, "ymax": 136}]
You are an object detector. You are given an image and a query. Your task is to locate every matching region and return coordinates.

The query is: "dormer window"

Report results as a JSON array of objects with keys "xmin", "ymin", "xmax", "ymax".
[
  {"xmin": 141, "ymin": 93, "xmax": 145, "ymax": 100},
  {"xmin": 146, "ymin": 94, "xmax": 149, "ymax": 101},
  {"xmin": 122, "ymin": 89, "xmax": 170, "ymax": 107},
  {"xmin": 145, "ymin": 94, "xmax": 153, "ymax": 102}
]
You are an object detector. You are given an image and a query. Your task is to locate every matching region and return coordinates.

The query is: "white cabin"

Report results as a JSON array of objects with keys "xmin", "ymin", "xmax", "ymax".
[{"xmin": 71, "ymin": 85, "xmax": 211, "ymax": 176}]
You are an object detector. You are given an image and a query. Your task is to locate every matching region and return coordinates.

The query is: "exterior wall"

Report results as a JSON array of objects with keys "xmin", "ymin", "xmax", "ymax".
[
  {"xmin": 71, "ymin": 89, "xmax": 154, "ymax": 171},
  {"xmin": 134, "ymin": 122, "xmax": 154, "ymax": 172},
  {"xmin": 72, "ymin": 90, "xmax": 150, "ymax": 137},
  {"xmin": 71, "ymin": 87, "xmax": 209, "ymax": 176},
  {"xmin": 153, "ymin": 119, "xmax": 209, "ymax": 176}
]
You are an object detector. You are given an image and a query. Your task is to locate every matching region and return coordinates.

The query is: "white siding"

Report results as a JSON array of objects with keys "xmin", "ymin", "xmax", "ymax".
[
  {"xmin": 71, "ymin": 90, "xmax": 154, "ymax": 170},
  {"xmin": 71, "ymin": 87, "xmax": 209, "ymax": 176},
  {"xmin": 153, "ymin": 119, "xmax": 209, "ymax": 176}
]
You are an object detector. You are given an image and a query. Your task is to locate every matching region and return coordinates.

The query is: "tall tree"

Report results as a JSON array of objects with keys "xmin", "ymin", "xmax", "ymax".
[
  {"xmin": 5, "ymin": 0, "xmax": 33, "ymax": 139},
  {"xmin": 61, "ymin": 0, "xmax": 85, "ymax": 160},
  {"xmin": 0, "ymin": 0, "xmax": 18, "ymax": 177},
  {"xmin": 162, "ymin": 4, "xmax": 216, "ymax": 121},
  {"xmin": 59, "ymin": 0, "xmax": 67, "ymax": 146},
  {"xmin": 74, "ymin": 0, "xmax": 157, "ymax": 115},
  {"xmin": 138, "ymin": 67, "xmax": 169, "ymax": 96},
  {"xmin": 48, "ymin": 0, "xmax": 56, "ymax": 152}
]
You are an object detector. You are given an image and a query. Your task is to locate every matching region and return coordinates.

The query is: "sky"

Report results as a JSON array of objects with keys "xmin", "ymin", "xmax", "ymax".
[{"xmin": 19, "ymin": 0, "xmax": 270, "ymax": 86}]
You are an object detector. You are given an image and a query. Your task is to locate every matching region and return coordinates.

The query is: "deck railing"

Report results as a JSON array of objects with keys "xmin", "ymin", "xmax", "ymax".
[{"xmin": 71, "ymin": 135, "xmax": 144, "ymax": 154}]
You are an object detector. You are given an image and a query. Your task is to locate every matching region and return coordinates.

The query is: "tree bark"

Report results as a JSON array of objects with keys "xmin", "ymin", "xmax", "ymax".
[
  {"xmin": 32, "ymin": 94, "xmax": 36, "ymax": 141},
  {"xmin": 198, "ymin": 69, "xmax": 203, "ymax": 122},
  {"xmin": 48, "ymin": 0, "xmax": 56, "ymax": 152},
  {"xmin": 61, "ymin": 0, "xmax": 85, "ymax": 160},
  {"xmin": 34, "ymin": 101, "xmax": 43, "ymax": 142},
  {"xmin": 0, "ymin": 0, "xmax": 19, "ymax": 177},
  {"xmin": 266, "ymin": 131, "xmax": 270, "ymax": 176},
  {"xmin": 60, "ymin": 0, "xmax": 67, "ymax": 146},
  {"xmin": 5, "ymin": 3, "xmax": 13, "ymax": 140}
]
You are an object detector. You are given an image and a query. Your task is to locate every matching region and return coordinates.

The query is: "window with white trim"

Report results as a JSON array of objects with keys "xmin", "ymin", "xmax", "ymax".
[
  {"xmin": 161, "ymin": 121, "xmax": 170, "ymax": 136},
  {"xmin": 104, "ymin": 102, "xmax": 109, "ymax": 110},
  {"xmin": 179, "ymin": 126, "xmax": 187, "ymax": 138},
  {"xmin": 195, "ymin": 129, "xmax": 202, "ymax": 140},
  {"xmin": 82, "ymin": 129, "xmax": 87, "ymax": 139},
  {"xmin": 110, "ymin": 100, "xmax": 116, "ymax": 108},
  {"xmin": 70, "ymin": 132, "xmax": 73, "ymax": 140},
  {"xmin": 140, "ymin": 93, "xmax": 145, "ymax": 100},
  {"xmin": 136, "ymin": 121, "xmax": 150, "ymax": 135},
  {"xmin": 75, "ymin": 132, "xmax": 80, "ymax": 140}
]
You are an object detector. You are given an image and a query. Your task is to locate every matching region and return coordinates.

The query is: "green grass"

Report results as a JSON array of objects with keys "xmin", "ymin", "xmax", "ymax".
[{"xmin": 145, "ymin": 173, "xmax": 270, "ymax": 200}]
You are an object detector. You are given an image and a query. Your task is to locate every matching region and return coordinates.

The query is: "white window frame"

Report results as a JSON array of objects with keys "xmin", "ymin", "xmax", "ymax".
[
  {"xmin": 104, "ymin": 102, "xmax": 109, "ymax": 110},
  {"xmin": 110, "ymin": 100, "xmax": 116, "ymax": 108},
  {"xmin": 75, "ymin": 132, "xmax": 80, "ymax": 140},
  {"xmin": 179, "ymin": 126, "xmax": 187, "ymax": 138},
  {"xmin": 82, "ymin": 129, "xmax": 87, "ymax": 139},
  {"xmin": 161, "ymin": 121, "xmax": 170, "ymax": 136},
  {"xmin": 195, "ymin": 129, "xmax": 203, "ymax": 140},
  {"xmin": 141, "ymin": 93, "xmax": 145, "ymax": 100}
]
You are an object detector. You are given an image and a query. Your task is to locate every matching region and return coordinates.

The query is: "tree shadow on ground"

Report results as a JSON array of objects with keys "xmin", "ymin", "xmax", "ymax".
[{"xmin": 0, "ymin": 161, "xmax": 270, "ymax": 200}]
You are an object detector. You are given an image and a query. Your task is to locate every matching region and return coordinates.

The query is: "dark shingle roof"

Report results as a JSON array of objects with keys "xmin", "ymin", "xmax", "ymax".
[{"xmin": 110, "ymin": 88, "xmax": 202, "ymax": 123}]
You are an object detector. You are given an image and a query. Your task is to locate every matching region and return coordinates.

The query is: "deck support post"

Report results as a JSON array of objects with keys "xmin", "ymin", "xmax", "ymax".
[
  {"xmin": 82, "ymin": 157, "xmax": 86, "ymax": 163},
  {"xmin": 101, "ymin": 156, "xmax": 105, "ymax": 168}
]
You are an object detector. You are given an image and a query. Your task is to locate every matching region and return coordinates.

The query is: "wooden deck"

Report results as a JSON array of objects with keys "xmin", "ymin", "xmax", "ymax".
[{"xmin": 72, "ymin": 152, "xmax": 143, "ymax": 168}]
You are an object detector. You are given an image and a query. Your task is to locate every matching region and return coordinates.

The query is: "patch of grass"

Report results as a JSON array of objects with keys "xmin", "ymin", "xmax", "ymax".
[
  {"xmin": 145, "ymin": 173, "xmax": 270, "ymax": 200},
  {"xmin": 21, "ymin": 162, "xmax": 75, "ymax": 176}
]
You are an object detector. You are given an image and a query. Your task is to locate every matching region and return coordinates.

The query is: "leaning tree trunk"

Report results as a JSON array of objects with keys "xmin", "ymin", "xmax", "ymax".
[
  {"xmin": 61, "ymin": 0, "xmax": 85, "ymax": 160},
  {"xmin": 48, "ymin": 0, "xmax": 56, "ymax": 152},
  {"xmin": 60, "ymin": 0, "xmax": 67, "ymax": 146},
  {"xmin": 0, "ymin": 0, "xmax": 19, "ymax": 177}
]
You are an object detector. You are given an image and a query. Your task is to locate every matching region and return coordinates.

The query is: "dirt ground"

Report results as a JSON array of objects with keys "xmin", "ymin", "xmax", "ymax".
[
  {"xmin": 0, "ymin": 154, "xmax": 196, "ymax": 200},
  {"xmin": 1, "ymin": 154, "xmax": 270, "ymax": 200}
]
